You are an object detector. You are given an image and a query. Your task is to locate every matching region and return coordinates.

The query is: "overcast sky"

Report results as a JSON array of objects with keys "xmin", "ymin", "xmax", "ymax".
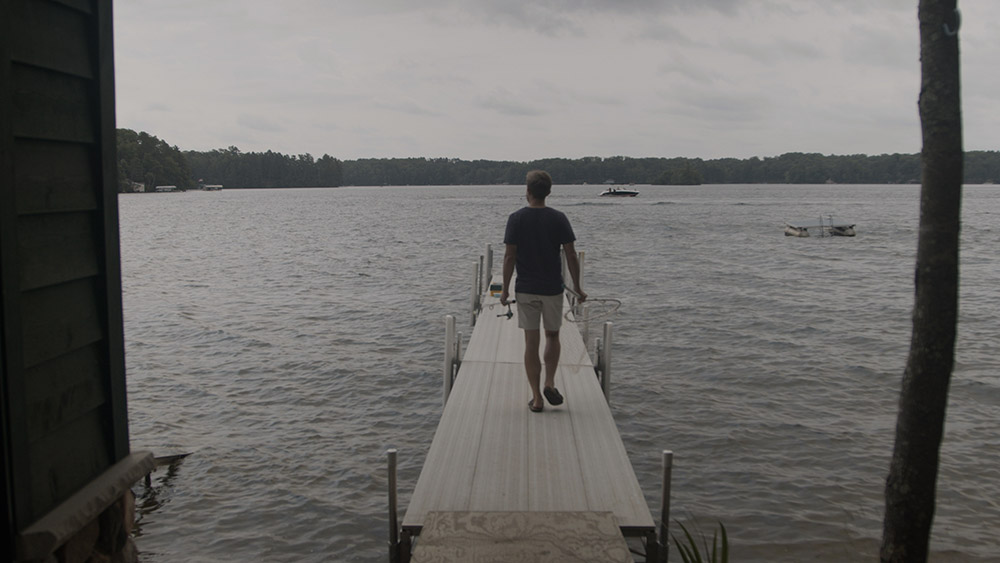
[{"xmin": 114, "ymin": 1, "xmax": 1000, "ymax": 162}]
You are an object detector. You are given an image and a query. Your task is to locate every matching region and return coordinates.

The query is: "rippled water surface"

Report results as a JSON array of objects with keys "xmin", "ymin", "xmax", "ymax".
[{"xmin": 120, "ymin": 184, "xmax": 1000, "ymax": 562}]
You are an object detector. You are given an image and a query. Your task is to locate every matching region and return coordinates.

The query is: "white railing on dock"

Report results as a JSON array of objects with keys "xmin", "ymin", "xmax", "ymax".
[
  {"xmin": 443, "ymin": 315, "xmax": 461, "ymax": 407},
  {"xmin": 470, "ymin": 261, "xmax": 481, "ymax": 326},
  {"xmin": 484, "ymin": 244, "xmax": 493, "ymax": 295},
  {"xmin": 595, "ymin": 321, "xmax": 613, "ymax": 402}
]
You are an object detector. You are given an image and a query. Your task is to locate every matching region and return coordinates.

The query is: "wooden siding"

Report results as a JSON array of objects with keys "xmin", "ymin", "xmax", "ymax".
[
  {"xmin": 11, "ymin": 64, "xmax": 96, "ymax": 143},
  {"xmin": 9, "ymin": 0, "xmax": 94, "ymax": 79},
  {"xmin": 18, "ymin": 212, "xmax": 102, "ymax": 290},
  {"xmin": 14, "ymin": 140, "xmax": 99, "ymax": 214},
  {"xmin": 20, "ymin": 278, "xmax": 105, "ymax": 368},
  {"xmin": 27, "ymin": 408, "xmax": 112, "ymax": 516},
  {"xmin": 2, "ymin": 0, "xmax": 127, "ymax": 532},
  {"xmin": 24, "ymin": 344, "xmax": 106, "ymax": 442}
]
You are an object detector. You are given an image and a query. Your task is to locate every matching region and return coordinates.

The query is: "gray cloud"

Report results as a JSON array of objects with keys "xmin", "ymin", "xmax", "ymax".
[
  {"xmin": 237, "ymin": 114, "xmax": 286, "ymax": 133},
  {"xmin": 113, "ymin": 0, "xmax": 1000, "ymax": 160},
  {"xmin": 375, "ymin": 101, "xmax": 445, "ymax": 118},
  {"xmin": 479, "ymin": 89, "xmax": 547, "ymax": 117}
]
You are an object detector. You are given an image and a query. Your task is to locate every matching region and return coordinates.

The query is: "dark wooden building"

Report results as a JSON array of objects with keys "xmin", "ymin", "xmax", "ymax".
[{"xmin": 2, "ymin": 1, "xmax": 152, "ymax": 561}]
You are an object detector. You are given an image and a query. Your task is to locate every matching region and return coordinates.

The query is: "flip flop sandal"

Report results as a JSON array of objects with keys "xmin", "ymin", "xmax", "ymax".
[{"xmin": 543, "ymin": 387, "xmax": 564, "ymax": 406}]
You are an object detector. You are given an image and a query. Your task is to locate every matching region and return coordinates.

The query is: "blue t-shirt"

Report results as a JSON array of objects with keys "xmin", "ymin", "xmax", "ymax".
[{"xmin": 503, "ymin": 206, "xmax": 576, "ymax": 295}]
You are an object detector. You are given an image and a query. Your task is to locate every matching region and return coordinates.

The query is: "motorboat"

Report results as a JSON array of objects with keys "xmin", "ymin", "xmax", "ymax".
[{"xmin": 599, "ymin": 186, "xmax": 639, "ymax": 197}]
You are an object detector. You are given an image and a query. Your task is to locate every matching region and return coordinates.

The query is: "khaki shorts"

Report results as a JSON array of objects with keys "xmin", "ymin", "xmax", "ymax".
[{"xmin": 515, "ymin": 292, "xmax": 564, "ymax": 332}]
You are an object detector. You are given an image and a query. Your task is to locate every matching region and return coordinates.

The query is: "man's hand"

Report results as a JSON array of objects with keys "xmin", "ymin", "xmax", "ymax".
[
  {"xmin": 500, "ymin": 289, "xmax": 510, "ymax": 306},
  {"xmin": 577, "ymin": 289, "xmax": 588, "ymax": 303}
]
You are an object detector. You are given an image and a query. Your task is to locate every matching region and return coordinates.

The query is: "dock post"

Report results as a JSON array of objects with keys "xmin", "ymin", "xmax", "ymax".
[
  {"xmin": 399, "ymin": 530, "xmax": 411, "ymax": 563},
  {"xmin": 444, "ymin": 315, "xmax": 456, "ymax": 406},
  {"xmin": 470, "ymin": 261, "xmax": 481, "ymax": 326},
  {"xmin": 561, "ymin": 250, "xmax": 573, "ymax": 304},
  {"xmin": 594, "ymin": 336, "xmax": 603, "ymax": 386},
  {"xmin": 387, "ymin": 448, "xmax": 399, "ymax": 563},
  {"xmin": 569, "ymin": 250, "xmax": 585, "ymax": 310},
  {"xmin": 455, "ymin": 329, "xmax": 463, "ymax": 385},
  {"xmin": 660, "ymin": 450, "xmax": 673, "ymax": 563},
  {"xmin": 484, "ymin": 244, "xmax": 493, "ymax": 293},
  {"xmin": 600, "ymin": 321, "xmax": 613, "ymax": 402},
  {"xmin": 478, "ymin": 254, "xmax": 484, "ymax": 296}
]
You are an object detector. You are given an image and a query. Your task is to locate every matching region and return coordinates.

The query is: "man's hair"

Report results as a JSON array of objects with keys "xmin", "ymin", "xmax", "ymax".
[{"xmin": 526, "ymin": 170, "xmax": 552, "ymax": 200}]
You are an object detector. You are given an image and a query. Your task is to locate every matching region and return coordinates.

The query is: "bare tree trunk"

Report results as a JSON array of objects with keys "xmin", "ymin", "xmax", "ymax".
[{"xmin": 881, "ymin": 1, "xmax": 963, "ymax": 561}]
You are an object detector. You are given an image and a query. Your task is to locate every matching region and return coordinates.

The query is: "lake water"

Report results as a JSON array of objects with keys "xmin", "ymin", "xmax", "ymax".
[{"xmin": 119, "ymin": 184, "xmax": 1000, "ymax": 562}]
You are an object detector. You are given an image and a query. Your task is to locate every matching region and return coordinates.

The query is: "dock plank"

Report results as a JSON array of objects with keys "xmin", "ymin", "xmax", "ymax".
[
  {"xmin": 408, "ymin": 361, "xmax": 492, "ymax": 513},
  {"xmin": 525, "ymin": 363, "xmax": 589, "ymax": 513},
  {"xmin": 468, "ymin": 362, "xmax": 529, "ymax": 510},
  {"xmin": 570, "ymin": 370, "xmax": 652, "ymax": 532}
]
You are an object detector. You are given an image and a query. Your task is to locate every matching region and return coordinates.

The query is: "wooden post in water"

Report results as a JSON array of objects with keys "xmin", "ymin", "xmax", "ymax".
[{"xmin": 387, "ymin": 448, "xmax": 399, "ymax": 563}]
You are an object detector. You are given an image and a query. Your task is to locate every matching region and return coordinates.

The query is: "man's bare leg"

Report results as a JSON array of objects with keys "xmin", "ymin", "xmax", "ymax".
[
  {"xmin": 524, "ymin": 329, "xmax": 544, "ymax": 410},
  {"xmin": 543, "ymin": 330, "xmax": 561, "ymax": 390}
]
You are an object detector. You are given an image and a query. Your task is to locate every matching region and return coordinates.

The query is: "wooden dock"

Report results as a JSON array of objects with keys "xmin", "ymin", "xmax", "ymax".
[{"xmin": 395, "ymin": 268, "xmax": 662, "ymax": 562}]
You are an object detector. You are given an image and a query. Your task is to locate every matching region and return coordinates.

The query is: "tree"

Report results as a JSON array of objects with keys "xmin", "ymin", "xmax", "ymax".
[
  {"xmin": 116, "ymin": 129, "xmax": 193, "ymax": 191},
  {"xmin": 881, "ymin": 2, "xmax": 963, "ymax": 561},
  {"xmin": 653, "ymin": 162, "xmax": 704, "ymax": 185},
  {"xmin": 317, "ymin": 154, "xmax": 343, "ymax": 187}
]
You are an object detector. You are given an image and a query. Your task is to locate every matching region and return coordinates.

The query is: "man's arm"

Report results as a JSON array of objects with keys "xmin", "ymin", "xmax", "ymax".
[
  {"xmin": 500, "ymin": 243, "xmax": 516, "ymax": 305},
  {"xmin": 563, "ymin": 242, "xmax": 587, "ymax": 302}
]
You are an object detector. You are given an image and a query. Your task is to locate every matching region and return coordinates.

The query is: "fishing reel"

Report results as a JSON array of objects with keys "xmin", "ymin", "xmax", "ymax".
[{"xmin": 497, "ymin": 300, "xmax": 516, "ymax": 319}]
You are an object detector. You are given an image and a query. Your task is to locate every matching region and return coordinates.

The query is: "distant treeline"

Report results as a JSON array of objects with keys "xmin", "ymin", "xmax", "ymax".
[
  {"xmin": 339, "ymin": 152, "xmax": 1000, "ymax": 186},
  {"xmin": 117, "ymin": 129, "xmax": 342, "ymax": 192},
  {"xmin": 116, "ymin": 129, "xmax": 1000, "ymax": 192},
  {"xmin": 185, "ymin": 146, "xmax": 343, "ymax": 190}
]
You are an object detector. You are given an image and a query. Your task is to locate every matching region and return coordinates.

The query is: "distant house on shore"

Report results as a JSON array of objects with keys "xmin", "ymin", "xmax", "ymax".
[{"xmin": 154, "ymin": 185, "xmax": 179, "ymax": 192}]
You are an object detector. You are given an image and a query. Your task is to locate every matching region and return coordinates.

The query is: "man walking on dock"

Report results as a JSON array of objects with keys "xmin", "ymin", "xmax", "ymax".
[{"xmin": 501, "ymin": 170, "xmax": 587, "ymax": 412}]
